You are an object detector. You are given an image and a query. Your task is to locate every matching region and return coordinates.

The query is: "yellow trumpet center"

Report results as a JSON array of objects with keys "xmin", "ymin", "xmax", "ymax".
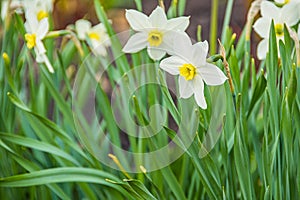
[
  {"xmin": 148, "ymin": 31, "xmax": 163, "ymax": 47},
  {"xmin": 37, "ymin": 10, "xmax": 48, "ymax": 21},
  {"xmin": 179, "ymin": 64, "xmax": 196, "ymax": 80},
  {"xmin": 88, "ymin": 32, "xmax": 101, "ymax": 41},
  {"xmin": 275, "ymin": 23, "xmax": 284, "ymax": 37},
  {"xmin": 25, "ymin": 33, "xmax": 37, "ymax": 49}
]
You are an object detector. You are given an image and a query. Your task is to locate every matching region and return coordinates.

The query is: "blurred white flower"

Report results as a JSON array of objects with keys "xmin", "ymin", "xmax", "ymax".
[
  {"xmin": 122, "ymin": 6, "xmax": 190, "ymax": 60},
  {"xmin": 160, "ymin": 34, "xmax": 227, "ymax": 109},
  {"xmin": 75, "ymin": 19, "xmax": 111, "ymax": 56},
  {"xmin": 274, "ymin": 0, "xmax": 290, "ymax": 4},
  {"xmin": 275, "ymin": 0, "xmax": 300, "ymax": 20},
  {"xmin": 24, "ymin": 11, "xmax": 54, "ymax": 73},
  {"xmin": 253, "ymin": 1, "xmax": 299, "ymax": 60},
  {"xmin": 275, "ymin": 0, "xmax": 300, "ymax": 5},
  {"xmin": 1, "ymin": 0, "xmax": 23, "ymax": 20},
  {"xmin": 23, "ymin": 0, "xmax": 53, "ymax": 21}
]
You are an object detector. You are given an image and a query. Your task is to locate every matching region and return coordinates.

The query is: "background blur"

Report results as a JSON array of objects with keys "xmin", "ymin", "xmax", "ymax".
[{"xmin": 52, "ymin": 0, "xmax": 250, "ymax": 41}]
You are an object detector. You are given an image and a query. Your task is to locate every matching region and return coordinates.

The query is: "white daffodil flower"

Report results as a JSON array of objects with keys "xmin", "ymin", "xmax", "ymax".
[
  {"xmin": 275, "ymin": 0, "xmax": 300, "ymax": 21},
  {"xmin": 122, "ymin": 6, "xmax": 190, "ymax": 61},
  {"xmin": 75, "ymin": 19, "xmax": 111, "ymax": 56},
  {"xmin": 253, "ymin": 1, "xmax": 299, "ymax": 60},
  {"xmin": 24, "ymin": 11, "xmax": 54, "ymax": 73},
  {"xmin": 23, "ymin": 0, "xmax": 53, "ymax": 21},
  {"xmin": 275, "ymin": 0, "xmax": 300, "ymax": 5},
  {"xmin": 1, "ymin": 0, "xmax": 23, "ymax": 20},
  {"xmin": 160, "ymin": 34, "xmax": 227, "ymax": 109}
]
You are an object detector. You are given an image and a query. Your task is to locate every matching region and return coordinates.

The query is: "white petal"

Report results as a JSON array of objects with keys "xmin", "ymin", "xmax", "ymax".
[
  {"xmin": 147, "ymin": 47, "xmax": 166, "ymax": 60},
  {"xmin": 275, "ymin": 0, "xmax": 285, "ymax": 3},
  {"xmin": 93, "ymin": 44, "xmax": 107, "ymax": 56},
  {"xmin": 191, "ymin": 40, "xmax": 208, "ymax": 66},
  {"xmin": 35, "ymin": 54, "xmax": 44, "ymax": 63},
  {"xmin": 91, "ymin": 23, "xmax": 106, "ymax": 34},
  {"xmin": 166, "ymin": 16, "xmax": 190, "ymax": 31},
  {"xmin": 160, "ymin": 55, "xmax": 185, "ymax": 75},
  {"xmin": 173, "ymin": 33, "xmax": 193, "ymax": 61},
  {"xmin": 43, "ymin": 0, "xmax": 53, "ymax": 12},
  {"xmin": 163, "ymin": 31, "xmax": 186, "ymax": 55},
  {"xmin": 75, "ymin": 19, "xmax": 91, "ymax": 40},
  {"xmin": 198, "ymin": 63, "xmax": 227, "ymax": 86},
  {"xmin": 260, "ymin": 1, "xmax": 280, "ymax": 19},
  {"xmin": 1, "ymin": 1, "xmax": 8, "ymax": 20},
  {"xmin": 24, "ymin": 11, "xmax": 38, "ymax": 32},
  {"xmin": 102, "ymin": 34, "xmax": 111, "ymax": 47},
  {"xmin": 36, "ymin": 40, "xmax": 46, "ymax": 54},
  {"xmin": 122, "ymin": 32, "xmax": 148, "ymax": 53},
  {"xmin": 281, "ymin": 3, "xmax": 299, "ymax": 26},
  {"xmin": 149, "ymin": 6, "xmax": 167, "ymax": 28},
  {"xmin": 125, "ymin": 9, "xmax": 151, "ymax": 31},
  {"xmin": 192, "ymin": 76, "xmax": 207, "ymax": 109},
  {"xmin": 23, "ymin": 0, "xmax": 31, "ymax": 11},
  {"xmin": 42, "ymin": 54, "xmax": 54, "ymax": 73},
  {"xmin": 257, "ymin": 39, "xmax": 269, "ymax": 60},
  {"xmin": 253, "ymin": 17, "xmax": 271, "ymax": 38},
  {"xmin": 178, "ymin": 76, "xmax": 194, "ymax": 98},
  {"xmin": 37, "ymin": 54, "xmax": 54, "ymax": 73},
  {"xmin": 157, "ymin": 40, "xmax": 174, "ymax": 55},
  {"xmin": 36, "ymin": 18, "xmax": 49, "ymax": 39}
]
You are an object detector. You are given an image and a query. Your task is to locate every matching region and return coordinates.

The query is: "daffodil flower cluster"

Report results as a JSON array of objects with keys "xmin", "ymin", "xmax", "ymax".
[
  {"xmin": 1, "ymin": 0, "xmax": 23, "ymax": 20},
  {"xmin": 24, "ymin": 11, "xmax": 54, "ymax": 73},
  {"xmin": 1, "ymin": 0, "xmax": 55, "ymax": 73},
  {"xmin": 9, "ymin": 0, "xmax": 110, "ymax": 73},
  {"xmin": 122, "ymin": 6, "xmax": 227, "ymax": 109},
  {"xmin": 23, "ymin": 0, "xmax": 54, "ymax": 73},
  {"xmin": 75, "ymin": 19, "xmax": 111, "ymax": 57},
  {"xmin": 253, "ymin": 0, "xmax": 300, "ymax": 60}
]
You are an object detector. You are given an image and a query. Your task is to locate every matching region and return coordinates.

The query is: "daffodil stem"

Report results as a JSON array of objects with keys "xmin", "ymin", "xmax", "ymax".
[
  {"xmin": 221, "ymin": 0, "xmax": 234, "ymax": 42},
  {"xmin": 206, "ymin": 54, "xmax": 223, "ymax": 63},
  {"xmin": 197, "ymin": 25, "xmax": 202, "ymax": 42},
  {"xmin": 45, "ymin": 30, "xmax": 72, "ymax": 39},
  {"xmin": 134, "ymin": 0, "xmax": 142, "ymax": 11},
  {"xmin": 210, "ymin": 0, "xmax": 219, "ymax": 55}
]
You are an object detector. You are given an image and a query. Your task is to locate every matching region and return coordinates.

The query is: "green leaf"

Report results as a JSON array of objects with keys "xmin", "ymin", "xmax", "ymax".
[
  {"xmin": 162, "ymin": 126, "xmax": 191, "ymax": 157},
  {"xmin": 0, "ymin": 149, "xmax": 70, "ymax": 200},
  {"xmin": 178, "ymin": 0, "xmax": 186, "ymax": 16},
  {"xmin": 247, "ymin": 70, "xmax": 267, "ymax": 118},
  {"xmin": 234, "ymin": 94, "xmax": 255, "ymax": 200},
  {"xmin": 0, "ymin": 167, "xmax": 130, "ymax": 197},
  {"xmin": 189, "ymin": 141, "xmax": 222, "ymax": 199},
  {"xmin": 6, "ymin": 92, "xmax": 92, "ymax": 164},
  {"xmin": 286, "ymin": 67, "xmax": 297, "ymax": 111},
  {"xmin": 0, "ymin": 132, "xmax": 80, "ymax": 166},
  {"xmin": 124, "ymin": 179, "xmax": 158, "ymax": 200},
  {"xmin": 93, "ymin": 0, "xmax": 130, "ymax": 74},
  {"xmin": 160, "ymin": 166, "xmax": 187, "ymax": 200},
  {"xmin": 105, "ymin": 179, "xmax": 144, "ymax": 200},
  {"xmin": 229, "ymin": 46, "xmax": 241, "ymax": 92}
]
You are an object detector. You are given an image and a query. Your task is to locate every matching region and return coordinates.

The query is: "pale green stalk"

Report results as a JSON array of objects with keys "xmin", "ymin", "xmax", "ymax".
[
  {"xmin": 221, "ymin": 0, "xmax": 234, "ymax": 42},
  {"xmin": 210, "ymin": 0, "xmax": 219, "ymax": 55}
]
